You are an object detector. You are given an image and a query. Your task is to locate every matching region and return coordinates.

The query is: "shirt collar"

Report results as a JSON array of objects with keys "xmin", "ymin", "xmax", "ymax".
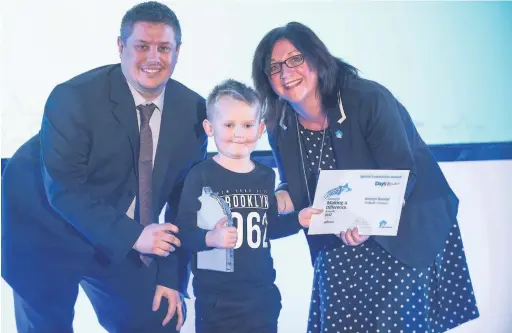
[{"xmin": 127, "ymin": 82, "xmax": 165, "ymax": 113}]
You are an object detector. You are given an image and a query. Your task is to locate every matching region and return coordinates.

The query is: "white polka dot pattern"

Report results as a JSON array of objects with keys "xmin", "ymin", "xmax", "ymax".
[{"xmin": 307, "ymin": 224, "xmax": 479, "ymax": 333}]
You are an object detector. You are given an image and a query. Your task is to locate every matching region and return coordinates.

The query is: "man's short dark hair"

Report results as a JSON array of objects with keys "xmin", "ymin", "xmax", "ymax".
[
  {"xmin": 206, "ymin": 79, "xmax": 261, "ymax": 120},
  {"xmin": 120, "ymin": 1, "xmax": 182, "ymax": 46}
]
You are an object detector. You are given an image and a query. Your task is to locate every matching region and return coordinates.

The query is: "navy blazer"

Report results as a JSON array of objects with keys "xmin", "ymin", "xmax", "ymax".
[
  {"xmin": 269, "ymin": 75, "xmax": 458, "ymax": 268},
  {"xmin": 1, "ymin": 64, "xmax": 207, "ymax": 295}
]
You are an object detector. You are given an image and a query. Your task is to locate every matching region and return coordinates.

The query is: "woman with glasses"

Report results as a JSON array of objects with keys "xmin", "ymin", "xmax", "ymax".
[{"xmin": 252, "ymin": 22, "xmax": 479, "ymax": 333}]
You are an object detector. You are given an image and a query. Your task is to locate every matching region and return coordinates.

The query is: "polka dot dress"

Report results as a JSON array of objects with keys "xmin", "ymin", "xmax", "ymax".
[
  {"xmin": 299, "ymin": 124, "xmax": 337, "ymax": 173},
  {"xmin": 299, "ymin": 126, "xmax": 479, "ymax": 333},
  {"xmin": 298, "ymin": 124, "xmax": 336, "ymax": 201}
]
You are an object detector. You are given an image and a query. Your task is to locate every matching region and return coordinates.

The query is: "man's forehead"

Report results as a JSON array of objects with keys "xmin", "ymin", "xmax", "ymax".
[{"xmin": 129, "ymin": 22, "xmax": 176, "ymax": 40}]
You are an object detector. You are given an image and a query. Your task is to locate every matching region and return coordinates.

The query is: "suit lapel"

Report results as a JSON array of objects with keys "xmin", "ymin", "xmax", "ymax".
[
  {"xmin": 328, "ymin": 96, "xmax": 353, "ymax": 170},
  {"xmin": 109, "ymin": 66, "xmax": 140, "ymax": 178},
  {"xmin": 278, "ymin": 109, "xmax": 308, "ymax": 207},
  {"xmin": 152, "ymin": 80, "xmax": 182, "ymax": 205}
]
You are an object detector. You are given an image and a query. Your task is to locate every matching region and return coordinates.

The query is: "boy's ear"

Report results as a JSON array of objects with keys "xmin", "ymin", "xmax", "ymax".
[
  {"xmin": 203, "ymin": 119, "xmax": 214, "ymax": 137},
  {"xmin": 257, "ymin": 121, "xmax": 265, "ymax": 139}
]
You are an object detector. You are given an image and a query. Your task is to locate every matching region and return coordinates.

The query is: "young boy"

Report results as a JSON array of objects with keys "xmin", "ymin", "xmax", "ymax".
[{"xmin": 172, "ymin": 79, "xmax": 320, "ymax": 333}]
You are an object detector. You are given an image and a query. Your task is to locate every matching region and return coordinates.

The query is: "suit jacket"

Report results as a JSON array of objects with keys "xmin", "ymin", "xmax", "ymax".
[
  {"xmin": 269, "ymin": 75, "xmax": 458, "ymax": 268},
  {"xmin": 1, "ymin": 64, "xmax": 207, "ymax": 295}
]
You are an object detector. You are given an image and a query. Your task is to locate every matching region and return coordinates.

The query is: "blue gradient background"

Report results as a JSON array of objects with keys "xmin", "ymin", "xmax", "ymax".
[
  {"xmin": 332, "ymin": 1, "xmax": 512, "ymax": 145},
  {"xmin": 0, "ymin": 1, "xmax": 510, "ymax": 154}
]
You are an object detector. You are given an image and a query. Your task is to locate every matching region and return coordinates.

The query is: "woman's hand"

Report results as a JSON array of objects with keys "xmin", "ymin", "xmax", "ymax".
[{"xmin": 337, "ymin": 227, "xmax": 370, "ymax": 246}]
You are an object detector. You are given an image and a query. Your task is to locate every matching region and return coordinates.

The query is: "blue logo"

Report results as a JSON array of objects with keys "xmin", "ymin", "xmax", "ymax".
[
  {"xmin": 379, "ymin": 220, "xmax": 392, "ymax": 229},
  {"xmin": 323, "ymin": 183, "xmax": 352, "ymax": 200},
  {"xmin": 335, "ymin": 130, "xmax": 343, "ymax": 139}
]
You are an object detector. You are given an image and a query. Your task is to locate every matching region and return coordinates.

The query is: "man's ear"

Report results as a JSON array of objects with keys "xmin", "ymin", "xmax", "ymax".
[
  {"xmin": 175, "ymin": 43, "xmax": 181, "ymax": 58},
  {"xmin": 117, "ymin": 36, "xmax": 124, "ymax": 57}
]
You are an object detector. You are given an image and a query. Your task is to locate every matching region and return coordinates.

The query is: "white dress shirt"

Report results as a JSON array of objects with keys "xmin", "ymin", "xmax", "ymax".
[{"xmin": 125, "ymin": 83, "xmax": 165, "ymax": 220}]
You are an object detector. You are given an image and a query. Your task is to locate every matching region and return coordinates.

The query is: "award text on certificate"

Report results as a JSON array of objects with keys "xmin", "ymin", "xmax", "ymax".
[{"xmin": 308, "ymin": 170, "xmax": 409, "ymax": 236}]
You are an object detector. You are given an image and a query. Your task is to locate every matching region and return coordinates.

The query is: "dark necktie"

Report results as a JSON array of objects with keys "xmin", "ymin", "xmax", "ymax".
[{"xmin": 137, "ymin": 103, "xmax": 156, "ymax": 266}]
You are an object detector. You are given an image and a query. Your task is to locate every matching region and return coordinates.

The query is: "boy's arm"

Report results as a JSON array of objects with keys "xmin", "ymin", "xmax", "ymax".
[
  {"xmin": 155, "ymin": 178, "xmax": 189, "ymax": 294},
  {"xmin": 173, "ymin": 169, "xmax": 210, "ymax": 252},
  {"xmin": 266, "ymin": 172, "xmax": 303, "ymax": 240},
  {"xmin": 163, "ymin": 167, "xmax": 212, "ymax": 293}
]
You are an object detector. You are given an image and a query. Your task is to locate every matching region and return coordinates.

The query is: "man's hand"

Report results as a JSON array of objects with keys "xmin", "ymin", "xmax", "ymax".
[
  {"xmin": 133, "ymin": 223, "xmax": 181, "ymax": 256},
  {"xmin": 152, "ymin": 285, "xmax": 184, "ymax": 329},
  {"xmin": 205, "ymin": 217, "xmax": 237, "ymax": 248}
]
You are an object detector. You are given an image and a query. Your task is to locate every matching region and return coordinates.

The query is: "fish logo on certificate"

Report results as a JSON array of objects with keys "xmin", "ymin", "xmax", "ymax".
[{"xmin": 323, "ymin": 183, "xmax": 352, "ymax": 200}]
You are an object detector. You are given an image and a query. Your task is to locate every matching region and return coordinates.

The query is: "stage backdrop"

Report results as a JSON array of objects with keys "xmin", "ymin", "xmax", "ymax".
[{"xmin": 1, "ymin": 1, "xmax": 511, "ymax": 155}]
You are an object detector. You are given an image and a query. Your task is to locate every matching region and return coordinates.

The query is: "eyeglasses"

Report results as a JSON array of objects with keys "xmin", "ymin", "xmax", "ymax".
[{"xmin": 268, "ymin": 54, "xmax": 304, "ymax": 75}]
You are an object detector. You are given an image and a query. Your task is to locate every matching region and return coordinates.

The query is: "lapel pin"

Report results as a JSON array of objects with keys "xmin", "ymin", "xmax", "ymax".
[
  {"xmin": 335, "ymin": 130, "xmax": 343, "ymax": 139},
  {"xmin": 337, "ymin": 96, "xmax": 347, "ymax": 124}
]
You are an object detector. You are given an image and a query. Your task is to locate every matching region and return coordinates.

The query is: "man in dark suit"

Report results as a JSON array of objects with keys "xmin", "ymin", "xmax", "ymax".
[{"xmin": 1, "ymin": 2, "xmax": 206, "ymax": 332}]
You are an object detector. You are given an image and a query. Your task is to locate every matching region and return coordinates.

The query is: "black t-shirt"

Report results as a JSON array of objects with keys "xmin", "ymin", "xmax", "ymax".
[{"xmin": 175, "ymin": 158, "xmax": 302, "ymax": 298}]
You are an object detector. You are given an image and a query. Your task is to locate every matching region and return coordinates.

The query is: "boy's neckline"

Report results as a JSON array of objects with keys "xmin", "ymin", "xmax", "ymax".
[{"xmin": 211, "ymin": 155, "xmax": 256, "ymax": 174}]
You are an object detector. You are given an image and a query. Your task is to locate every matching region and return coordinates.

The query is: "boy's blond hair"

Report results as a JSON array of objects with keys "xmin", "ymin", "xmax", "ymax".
[{"xmin": 206, "ymin": 79, "xmax": 262, "ymax": 120}]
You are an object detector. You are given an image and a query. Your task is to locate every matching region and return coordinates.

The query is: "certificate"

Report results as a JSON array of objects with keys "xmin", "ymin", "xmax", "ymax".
[{"xmin": 308, "ymin": 170, "xmax": 409, "ymax": 236}]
